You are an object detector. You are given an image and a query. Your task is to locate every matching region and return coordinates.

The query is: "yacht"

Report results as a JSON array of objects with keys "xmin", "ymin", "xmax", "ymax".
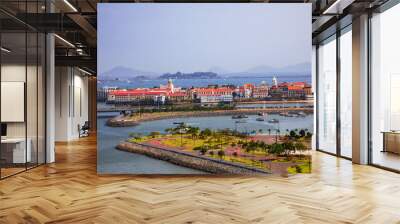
[
  {"xmin": 256, "ymin": 117, "xmax": 265, "ymax": 122},
  {"xmin": 268, "ymin": 118, "xmax": 279, "ymax": 123},
  {"xmin": 232, "ymin": 114, "xmax": 248, "ymax": 119}
]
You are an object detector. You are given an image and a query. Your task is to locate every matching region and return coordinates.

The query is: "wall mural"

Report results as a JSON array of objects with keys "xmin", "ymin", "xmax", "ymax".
[{"xmin": 97, "ymin": 3, "xmax": 313, "ymax": 175}]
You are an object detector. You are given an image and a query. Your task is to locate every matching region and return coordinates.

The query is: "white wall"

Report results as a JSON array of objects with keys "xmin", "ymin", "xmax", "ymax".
[
  {"xmin": 1, "ymin": 63, "xmax": 46, "ymax": 164},
  {"xmin": 55, "ymin": 67, "xmax": 89, "ymax": 141},
  {"xmin": 1, "ymin": 65, "xmax": 42, "ymax": 138},
  {"xmin": 1, "ymin": 65, "xmax": 26, "ymax": 138}
]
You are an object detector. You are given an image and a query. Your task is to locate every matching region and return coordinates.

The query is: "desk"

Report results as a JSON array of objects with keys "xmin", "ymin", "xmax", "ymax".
[
  {"xmin": 382, "ymin": 131, "xmax": 400, "ymax": 154},
  {"xmin": 1, "ymin": 138, "xmax": 31, "ymax": 163}
]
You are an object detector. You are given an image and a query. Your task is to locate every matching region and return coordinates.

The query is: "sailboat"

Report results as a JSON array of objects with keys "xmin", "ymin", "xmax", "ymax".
[
  {"xmin": 256, "ymin": 112, "xmax": 267, "ymax": 122},
  {"xmin": 257, "ymin": 101, "xmax": 267, "ymax": 116}
]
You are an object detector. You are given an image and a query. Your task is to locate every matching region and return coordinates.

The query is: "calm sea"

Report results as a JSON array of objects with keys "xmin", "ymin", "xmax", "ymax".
[
  {"xmin": 98, "ymin": 75, "xmax": 311, "ymax": 89},
  {"xmin": 97, "ymin": 113, "xmax": 313, "ymax": 174}
]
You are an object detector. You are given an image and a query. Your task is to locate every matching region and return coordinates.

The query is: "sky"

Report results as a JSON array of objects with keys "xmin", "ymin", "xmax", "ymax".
[{"xmin": 98, "ymin": 3, "xmax": 311, "ymax": 75}]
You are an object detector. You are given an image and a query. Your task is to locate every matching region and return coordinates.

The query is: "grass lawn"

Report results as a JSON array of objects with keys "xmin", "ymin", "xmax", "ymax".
[
  {"xmin": 160, "ymin": 135, "xmax": 235, "ymax": 151},
  {"xmin": 127, "ymin": 132, "xmax": 312, "ymax": 174},
  {"xmin": 287, "ymin": 161, "xmax": 312, "ymax": 174},
  {"xmin": 129, "ymin": 136, "xmax": 153, "ymax": 143},
  {"xmin": 162, "ymin": 136, "xmax": 205, "ymax": 150}
]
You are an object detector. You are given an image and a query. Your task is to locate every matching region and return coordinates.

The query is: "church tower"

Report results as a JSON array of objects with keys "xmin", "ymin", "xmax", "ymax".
[
  {"xmin": 167, "ymin": 78, "xmax": 174, "ymax": 93},
  {"xmin": 272, "ymin": 76, "xmax": 278, "ymax": 87}
]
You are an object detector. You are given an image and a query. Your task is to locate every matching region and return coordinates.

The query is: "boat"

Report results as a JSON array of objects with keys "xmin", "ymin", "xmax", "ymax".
[
  {"xmin": 257, "ymin": 112, "xmax": 264, "ymax": 116},
  {"xmin": 256, "ymin": 117, "xmax": 265, "ymax": 122},
  {"xmin": 279, "ymin": 112, "xmax": 289, "ymax": 117},
  {"xmin": 297, "ymin": 112, "xmax": 306, "ymax": 117},
  {"xmin": 235, "ymin": 120, "xmax": 247, "ymax": 124},
  {"xmin": 268, "ymin": 119, "xmax": 279, "ymax": 123},
  {"xmin": 232, "ymin": 114, "xmax": 248, "ymax": 119}
]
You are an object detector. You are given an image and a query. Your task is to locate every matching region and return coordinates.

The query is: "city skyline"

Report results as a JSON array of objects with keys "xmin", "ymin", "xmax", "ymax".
[{"xmin": 98, "ymin": 4, "xmax": 311, "ymax": 75}]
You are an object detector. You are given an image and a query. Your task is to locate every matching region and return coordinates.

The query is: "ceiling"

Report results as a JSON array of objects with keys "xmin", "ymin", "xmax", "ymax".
[{"xmin": 0, "ymin": 0, "xmax": 390, "ymax": 75}]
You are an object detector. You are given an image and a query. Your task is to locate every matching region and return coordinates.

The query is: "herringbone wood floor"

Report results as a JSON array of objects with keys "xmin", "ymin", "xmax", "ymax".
[{"xmin": 1, "ymin": 135, "xmax": 400, "ymax": 224}]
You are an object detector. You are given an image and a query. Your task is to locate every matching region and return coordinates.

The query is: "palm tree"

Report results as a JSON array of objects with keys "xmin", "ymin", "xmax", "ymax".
[
  {"xmin": 164, "ymin": 128, "xmax": 173, "ymax": 135},
  {"xmin": 275, "ymin": 129, "xmax": 280, "ymax": 143},
  {"xmin": 187, "ymin": 127, "xmax": 200, "ymax": 140},
  {"xmin": 217, "ymin": 150, "xmax": 225, "ymax": 159},
  {"xmin": 268, "ymin": 129, "xmax": 271, "ymax": 136},
  {"xmin": 149, "ymin": 131, "xmax": 160, "ymax": 138}
]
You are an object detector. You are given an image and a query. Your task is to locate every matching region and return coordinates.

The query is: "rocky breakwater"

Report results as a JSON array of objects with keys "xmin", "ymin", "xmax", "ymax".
[
  {"xmin": 106, "ymin": 115, "xmax": 140, "ymax": 127},
  {"xmin": 116, "ymin": 142, "xmax": 270, "ymax": 175}
]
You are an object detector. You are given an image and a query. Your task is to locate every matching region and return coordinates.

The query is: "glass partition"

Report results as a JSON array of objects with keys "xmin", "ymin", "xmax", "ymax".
[
  {"xmin": 37, "ymin": 32, "xmax": 46, "ymax": 165},
  {"xmin": 339, "ymin": 27, "xmax": 352, "ymax": 158},
  {"xmin": 317, "ymin": 35, "xmax": 337, "ymax": 154},
  {"xmin": 0, "ymin": 2, "xmax": 46, "ymax": 179},
  {"xmin": 1, "ymin": 31, "xmax": 28, "ymax": 177},
  {"xmin": 27, "ymin": 31, "xmax": 38, "ymax": 169},
  {"xmin": 370, "ymin": 3, "xmax": 400, "ymax": 171}
]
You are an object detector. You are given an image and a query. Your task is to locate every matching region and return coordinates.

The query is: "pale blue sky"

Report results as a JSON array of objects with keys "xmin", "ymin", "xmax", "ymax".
[{"xmin": 98, "ymin": 3, "xmax": 311, "ymax": 74}]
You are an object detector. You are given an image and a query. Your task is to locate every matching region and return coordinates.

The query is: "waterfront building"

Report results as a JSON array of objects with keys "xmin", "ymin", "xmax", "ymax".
[
  {"xmin": 200, "ymin": 95, "xmax": 233, "ymax": 106},
  {"xmin": 107, "ymin": 89, "xmax": 168, "ymax": 104},
  {"xmin": 304, "ymin": 85, "xmax": 313, "ymax": 99},
  {"xmin": 243, "ymin": 83, "xmax": 254, "ymax": 98},
  {"xmin": 287, "ymin": 85, "xmax": 305, "ymax": 98},
  {"xmin": 190, "ymin": 87, "xmax": 234, "ymax": 99},
  {"xmin": 168, "ymin": 91, "xmax": 189, "ymax": 102},
  {"xmin": 97, "ymin": 86, "xmax": 118, "ymax": 102},
  {"xmin": 252, "ymin": 81, "xmax": 269, "ymax": 98}
]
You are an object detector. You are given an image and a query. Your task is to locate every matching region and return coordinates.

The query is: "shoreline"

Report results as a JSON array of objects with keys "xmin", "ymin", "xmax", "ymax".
[
  {"xmin": 235, "ymin": 99, "xmax": 313, "ymax": 104},
  {"xmin": 116, "ymin": 141, "xmax": 270, "ymax": 175},
  {"xmin": 98, "ymin": 99, "xmax": 313, "ymax": 111},
  {"xmin": 106, "ymin": 107, "xmax": 313, "ymax": 127}
]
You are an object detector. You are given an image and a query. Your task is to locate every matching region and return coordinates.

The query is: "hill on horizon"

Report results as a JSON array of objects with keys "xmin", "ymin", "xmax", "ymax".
[
  {"xmin": 100, "ymin": 66, "xmax": 158, "ymax": 80},
  {"xmin": 100, "ymin": 62, "xmax": 311, "ymax": 80}
]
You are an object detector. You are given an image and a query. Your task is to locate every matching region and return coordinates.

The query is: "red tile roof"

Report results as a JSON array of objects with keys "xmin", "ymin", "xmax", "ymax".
[
  {"xmin": 292, "ymin": 82, "xmax": 308, "ymax": 87},
  {"xmin": 168, "ymin": 92, "xmax": 187, "ymax": 97},
  {"xmin": 192, "ymin": 87, "xmax": 233, "ymax": 95},
  {"xmin": 287, "ymin": 85, "xmax": 304, "ymax": 91}
]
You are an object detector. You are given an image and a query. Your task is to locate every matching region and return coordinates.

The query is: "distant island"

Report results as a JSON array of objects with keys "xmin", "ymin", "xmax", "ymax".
[{"xmin": 159, "ymin": 72, "xmax": 219, "ymax": 79}]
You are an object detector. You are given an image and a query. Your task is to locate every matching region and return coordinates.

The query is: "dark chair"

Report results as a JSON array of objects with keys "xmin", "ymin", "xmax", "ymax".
[{"xmin": 79, "ymin": 121, "xmax": 90, "ymax": 138}]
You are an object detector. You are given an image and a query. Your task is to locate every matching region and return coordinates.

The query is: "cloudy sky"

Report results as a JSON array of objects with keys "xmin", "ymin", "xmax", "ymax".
[{"xmin": 98, "ymin": 3, "xmax": 311, "ymax": 74}]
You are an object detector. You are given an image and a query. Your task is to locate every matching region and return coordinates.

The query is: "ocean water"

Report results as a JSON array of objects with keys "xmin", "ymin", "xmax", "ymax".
[
  {"xmin": 97, "ymin": 112, "xmax": 313, "ymax": 174},
  {"xmin": 98, "ymin": 76, "xmax": 311, "ymax": 89},
  {"xmin": 97, "ymin": 116, "xmax": 206, "ymax": 174}
]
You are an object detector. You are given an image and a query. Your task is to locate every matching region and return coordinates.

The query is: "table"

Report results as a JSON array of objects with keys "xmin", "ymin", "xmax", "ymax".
[
  {"xmin": 1, "ymin": 138, "xmax": 31, "ymax": 163},
  {"xmin": 382, "ymin": 131, "xmax": 400, "ymax": 154}
]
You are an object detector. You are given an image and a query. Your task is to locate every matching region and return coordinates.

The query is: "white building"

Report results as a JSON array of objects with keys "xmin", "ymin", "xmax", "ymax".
[{"xmin": 200, "ymin": 95, "xmax": 233, "ymax": 106}]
